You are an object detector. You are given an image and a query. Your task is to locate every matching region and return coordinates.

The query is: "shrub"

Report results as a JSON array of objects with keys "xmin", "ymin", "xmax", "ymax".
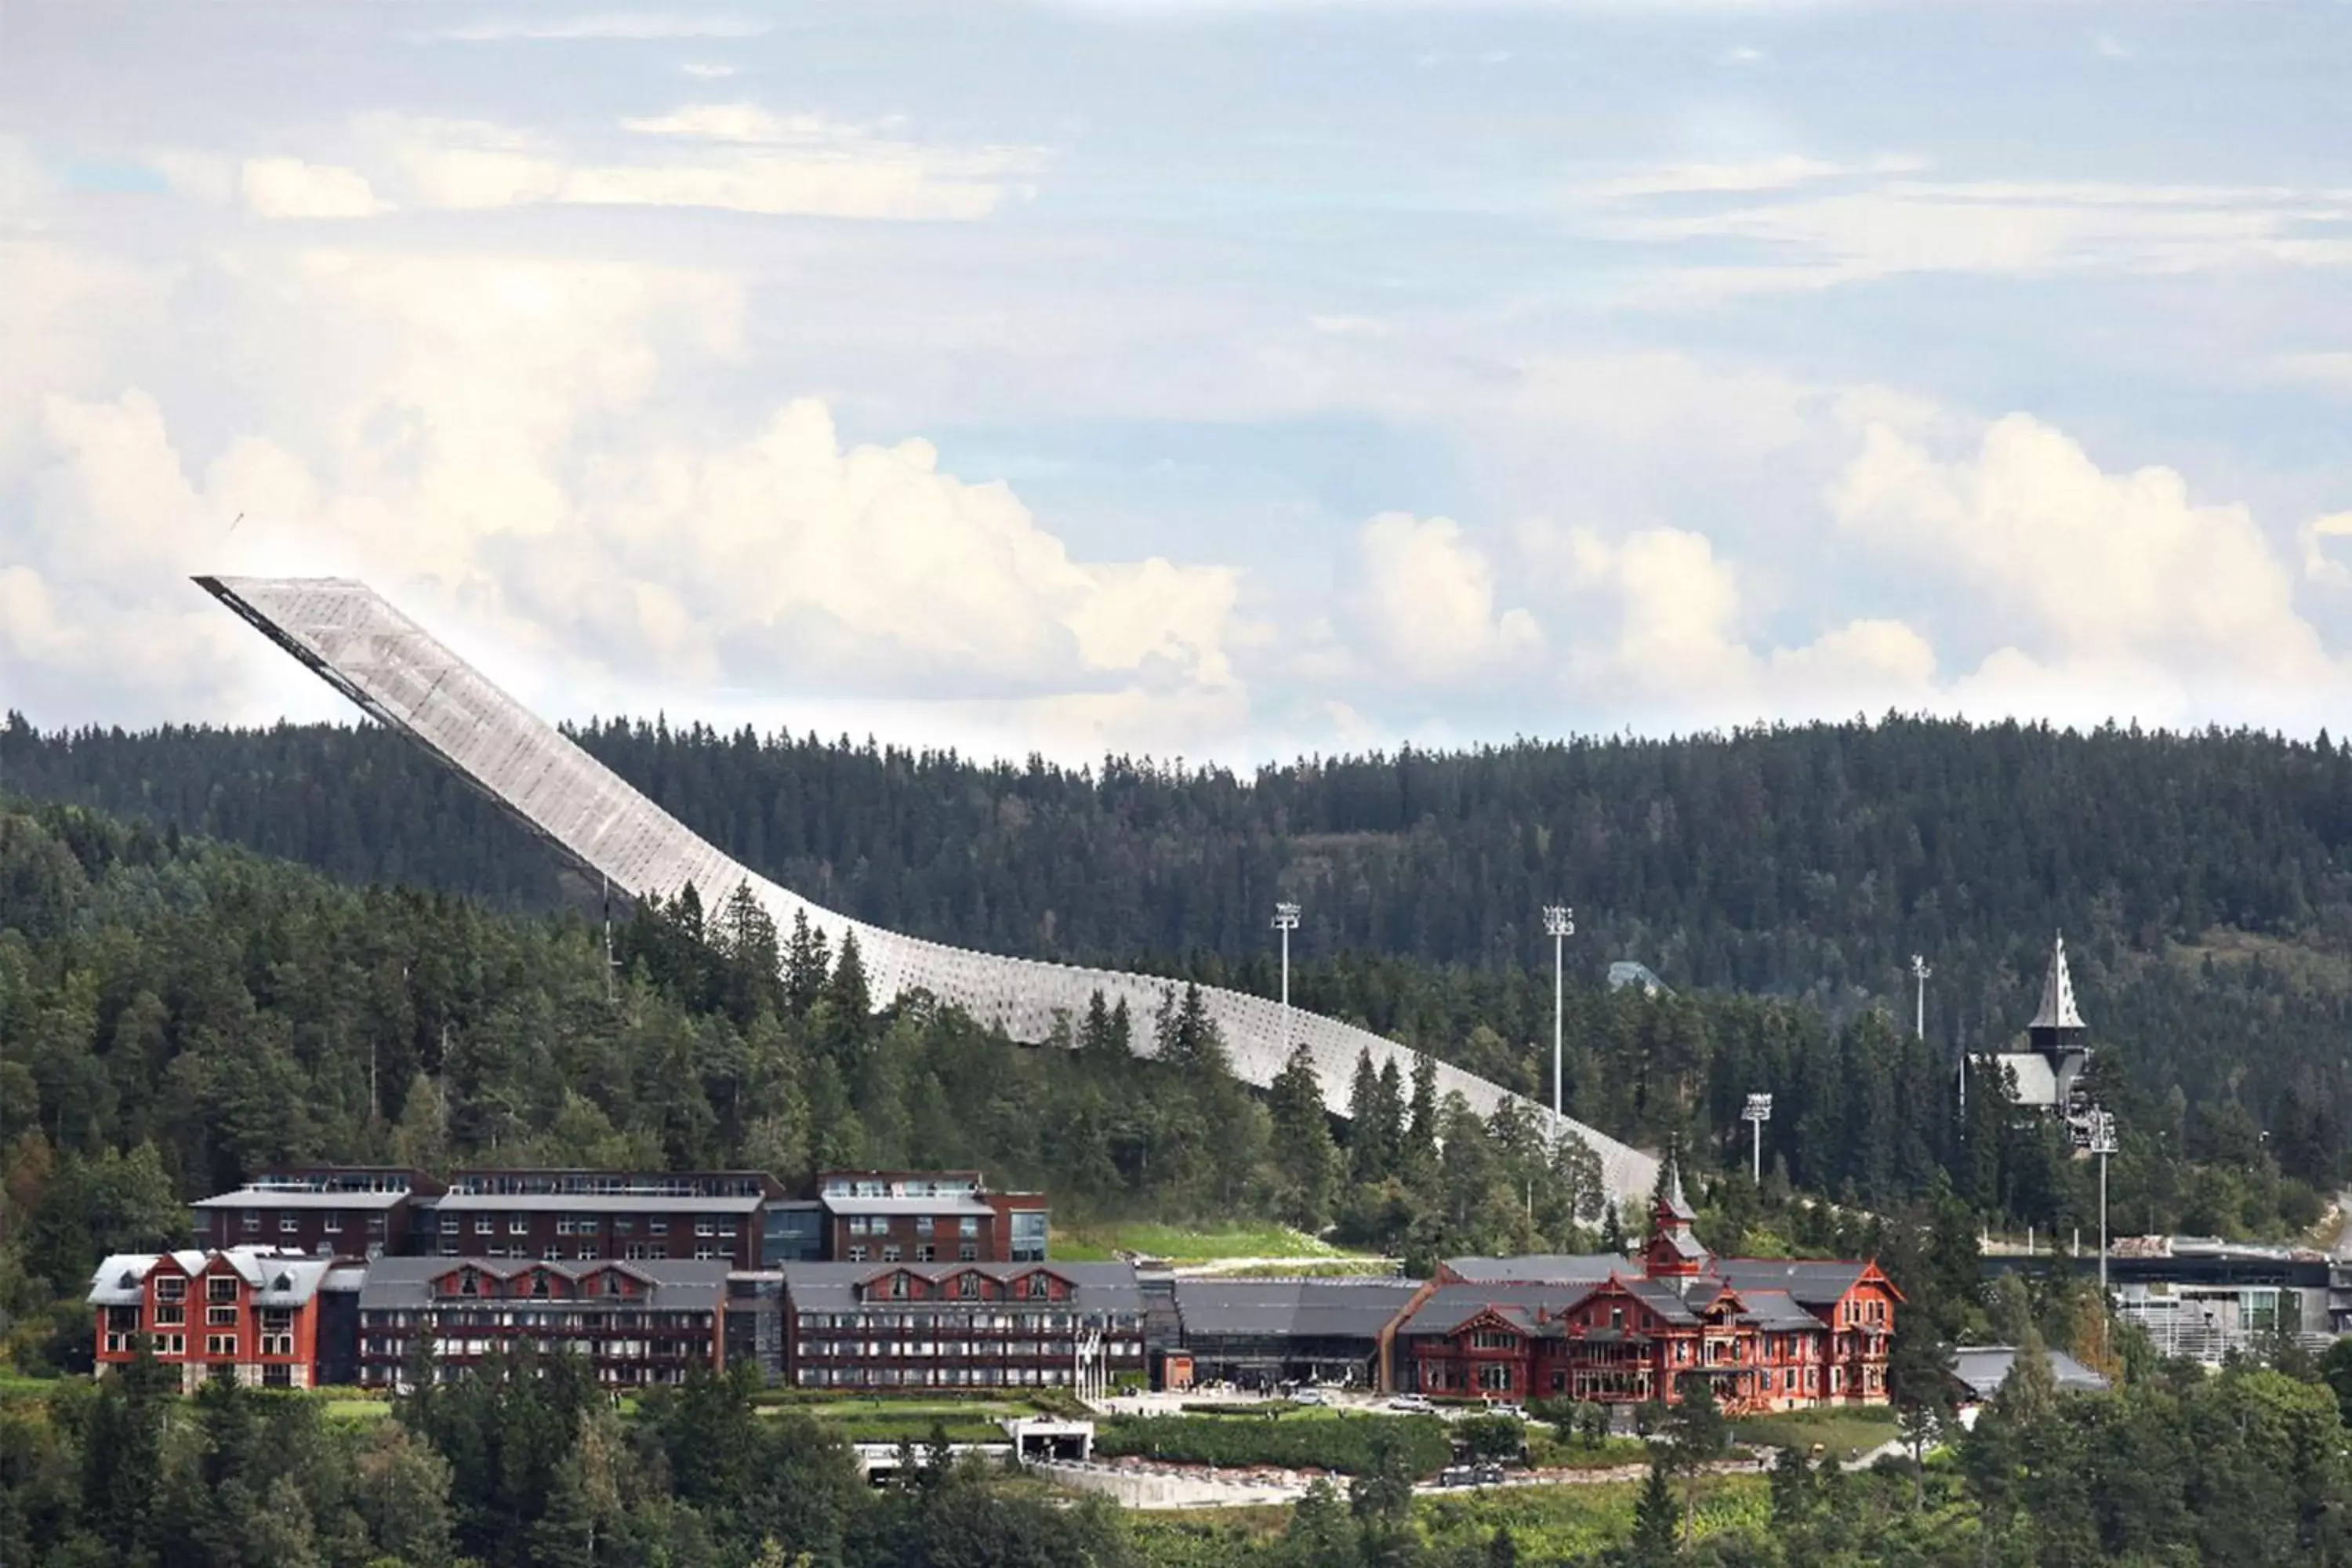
[{"xmin": 1095, "ymin": 1414, "xmax": 1451, "ymax": 1476}]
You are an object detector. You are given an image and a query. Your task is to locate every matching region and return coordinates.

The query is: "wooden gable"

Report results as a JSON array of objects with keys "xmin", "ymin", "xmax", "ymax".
[
  {"xmin": 938, "ymin": 1267, "xmax": 989, "ymax": 1301},
  {"xmin": 1446, "ymin": 1306, "xmax": 1528, "ymax": 1347}
]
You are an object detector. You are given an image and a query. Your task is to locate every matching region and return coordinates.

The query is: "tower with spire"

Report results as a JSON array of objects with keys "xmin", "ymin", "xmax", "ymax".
[
  {"xmin": 1983, "ymin": 932, "xmax": 2092, "ymax": 1112},
  {"xmin": 1644, "ymin": 1150, "xmax": 1711, "ymax": 1279}
]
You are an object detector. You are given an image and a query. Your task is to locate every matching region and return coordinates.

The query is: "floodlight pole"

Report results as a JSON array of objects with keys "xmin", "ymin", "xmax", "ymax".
[
  {"xmin": 1543, "ymin": 906, "xmax": 1574, "ymax": 1148},
  {"xmin": 1742, "ymin": 1094, "xmax": 1773, "ymax": 1185},
  {"xmin": 1272, "ymin": 902, "xmax": 1301, "ymax": 1050},
  {"xmin": 2090, "ymin": 1109, "xmax": 2118, "ymax": 1298}
]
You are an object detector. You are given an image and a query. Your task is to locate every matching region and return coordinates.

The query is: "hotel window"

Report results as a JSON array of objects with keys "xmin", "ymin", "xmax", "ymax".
[
  {"xmin": 154, "ymin": 1302, "xmax": 185, "ymax": 1326},
  {"xmin": 157, "ymin": 1334, "xmax": 186, "ymax": 1356},
  {"xmin": 650, "ymin": 1220, "xmax": 668, "ymax": 1236},
  {"xmin": 510, "ymin": 1218, "xmax": 528, "ymax": 1236},
  {"xmin": 205, "ymin": 1334, "xmax": 238, "ymax": 1356},
  {"xmin": 960, "ymin": 1218, "xmax": 980, "ymax": 1239},
  {"xmin": 960, "ymin": 1244, "xmax": 978, "ymax": 1262},
  {"xmin": 241, "ymin": 1210, "xmax": 260, "ymax": 1232},
  {"xmin": 156, "ymin": 1277, "xmax": 186, "ymax": 1302},
  {"xmin": 208, "ymin": 1278, "xmax": 238, "ymax": 1303},
  {"xmin": 474, "ymin": 1216, "xmax": 493, "ymax": 1236},
  {"xmin": 323, "ymin": 1212, "xmax": 343, "ymax": 1234},
  {"xmin": 958, "ymin": 1275, "xmax": 981, "ymax": 1300},
  {"xmin": 916, "ymin": 1245, "xmax": 935, "ymax": 1263},
  {"xmin": 889, "ymin": 1275, "xmax": 909, "ymax": 1300},
  {"xmin": 848, "ymin": 1247, "xmax": 867, "ymax": 1263},
  {"xmin": 696, "ymin": 1218, "xmax": 715, "ymax": 1237},
  {"xmin": 883, "ymin": 1246, "xmax": 902, "ymax": 1263}
]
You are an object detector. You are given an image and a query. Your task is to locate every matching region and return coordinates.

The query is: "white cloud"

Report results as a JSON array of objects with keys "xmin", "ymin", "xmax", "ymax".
[
  {"xmin": 369, "ymin": 111, "xmax": 1040, "ymax": 221},
  {"xmin": 1831, "ymin": 413, "xmax": 2348, "ymax": 725},
  {"xmin": 1, "ymin": 251, "xmax": 1244, "ymax": 754},
  {"xmin": 1342, "ymin": 512, "xmax": 1541, "ymax": 684},
  {"xmin": 680, "ymin": 62, "xmax": 737, "ymax": 78},
  {"xmin": 1594, "ymin": 175, "xmax": 2352, "ymax": 286},
  {"xmin": 240, "ymin": 158, "xmax": 390, "ymax": 219}
]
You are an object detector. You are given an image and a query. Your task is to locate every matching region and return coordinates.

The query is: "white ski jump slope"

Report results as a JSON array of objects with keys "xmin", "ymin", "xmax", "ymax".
[{"xmin": 197, "ymin": 575, "xmax": 1659, "ymax": 1208}]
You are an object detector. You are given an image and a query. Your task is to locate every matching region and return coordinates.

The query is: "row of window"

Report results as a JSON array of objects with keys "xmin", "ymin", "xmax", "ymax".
[
  {"xmin": 843, "ymin": 1214, "xmax": 984, "ymax": 1237},
  {"xmin": 795, "ymin": 1310, "xmax": 1138, "ymax": 1331},
  {"xmin": 796, "ymin": 1339, "xmax": 1139, "ymax": 1360},
  {"xmin": 438, "ymin": 1215, "xmax": 741, "ymax": 1238},
  {"xmin": 238, "ymin": 1212, "xmax": 388, "ymax": 1235},
  {"xmin": 845, "ymin": 1243, "xmax": 980, "ymax": 1263},
  {"xmin": 797, "ymin": 1366, "xmax": 1078, "ymax": 1387},
  {"xmin": 433, "ymin": 1242, "xmax": 733, "ymax": 1261},
  {"xmin": 362, "ymin": 1309, "xmax": 713, "ymax": 1330},
  {"xmin": 448, "ymin": 1174, "xmax": 763, "ymax": 1198},
  {"xmin": 821, "ymin": 1179, "xmax": 981, "ymax": 1199}
]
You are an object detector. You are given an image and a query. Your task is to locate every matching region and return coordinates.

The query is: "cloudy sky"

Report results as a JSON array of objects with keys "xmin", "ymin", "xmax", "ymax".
[{"xmin": 5, "ymin": 1, "xmax": 2351, "ymax": 764}]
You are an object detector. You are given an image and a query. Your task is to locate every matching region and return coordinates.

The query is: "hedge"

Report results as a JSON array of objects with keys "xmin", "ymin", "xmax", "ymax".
[{"xmin": 1094, "ymin": 1414, "xmax": 1453, "ymax": 1476}]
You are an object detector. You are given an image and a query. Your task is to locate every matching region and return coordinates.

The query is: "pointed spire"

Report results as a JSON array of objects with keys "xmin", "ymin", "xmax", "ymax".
[
  {"xmin": 1666, "ymin": 1155, "xmax": 1697, "ymax": 1222},
  {"xmin": 2028, "ymin": 931, "xmax": 2085, "ymax": 1033}
]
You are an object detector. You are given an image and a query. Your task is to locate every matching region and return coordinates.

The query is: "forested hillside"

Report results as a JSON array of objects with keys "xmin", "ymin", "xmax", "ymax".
[{"xmin": 8, "ymin": 712, "xmax": 2351, "ymax": 1218}]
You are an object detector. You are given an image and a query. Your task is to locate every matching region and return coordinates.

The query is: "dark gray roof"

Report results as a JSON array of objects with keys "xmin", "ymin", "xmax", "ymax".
[
  {"xmin": 193, "ymin": 1187, "xmax": 410, "ymax": 1210},
  {"xmin": 819, "ymin": 1195, "xmax": 996, "ymax": 1218},
  {"xmin": 1617, "ymin": 1278, "xmax": 1703, "ymax": 1327},
  {"xmin": 1174, "ymin": 1278, "xmax": 1421, "ymax": 1341},
  {"xmin": 358, "ymin": 1256, "xmax": 731, "ymax": 1312},
  {"xmin": 1399, "ymin": 1283, "xmax": 1584, "ymax": 1338},
  {"xmin": 1444, "ymin": 1254, "xmax": 1628, "ymax": 1285},
  {"xmin": 776, "ymin": 1261, "xmax": 1142, "ymax": 1315},
  {"xmin": 1730, "ymin": 1287, "xmax": 1822, "ymax": 1332},
  {"xmin": 1658, "ymin": 1229, "xmax": 1710, "ymax": 1261},
  {"xmin": 1714, "ymin": 1259, "xmax": 1870, "ymax": 1306},
  {"xmin": 431, "ymin": 1192, "xmax": 762, "ymax": 1215},
  {"xmin": 1951, "ymin": 1345, "xmax": 2111, "ymax": 1399}
]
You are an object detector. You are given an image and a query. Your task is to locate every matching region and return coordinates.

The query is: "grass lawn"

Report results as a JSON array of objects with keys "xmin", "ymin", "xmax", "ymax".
[
  {"xmin": 766, "ymin": 1396, "xmax": 1046, "ymax": 1444},
  {"xmin": 1730, "ymin": 1404, "xmax": 1898, "ymax": 1459},
  {"xmin": 1052, "ymin": 1221, "xmax": 1370, "ymax": 1264},
  {"xmin": 1123, "ymin": 1477, "xmax": 1770, "ymax": 1563},
  {"xmin": 320, "ymin": 1399, "xmax": 393, "ymax": 1421}
]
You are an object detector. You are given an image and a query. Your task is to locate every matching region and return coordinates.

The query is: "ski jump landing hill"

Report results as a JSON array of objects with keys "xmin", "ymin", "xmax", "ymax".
[{"xmin": 198, "ymin": 575, "xmax": 1661, "ymax": 1210}]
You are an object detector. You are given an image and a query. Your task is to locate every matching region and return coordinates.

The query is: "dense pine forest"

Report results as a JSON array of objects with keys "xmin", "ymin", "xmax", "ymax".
[
  {"xmin": 5, "ymin": 713, "xmax": 2348, "ymax": 1226},
  {"xmin": 6, "ymin": 783, "xmax": 2352, "ymax": 1564}
]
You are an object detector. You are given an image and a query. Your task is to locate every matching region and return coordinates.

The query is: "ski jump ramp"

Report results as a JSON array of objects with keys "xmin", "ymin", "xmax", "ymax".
[{"xmin": 198, "ymin": 575, "xmax": 1659, "ymax": 1209}]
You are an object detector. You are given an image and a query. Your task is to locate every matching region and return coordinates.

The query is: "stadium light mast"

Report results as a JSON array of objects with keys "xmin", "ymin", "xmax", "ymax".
[
  {"xmin": 1742, "ymin": 1094, "xmax": 1773, "ymax": 1185},
  {"xmin": 2089, "ymin": 1109, "xmax": 2118, "ymax": 1298},
  {"xmin": 1542, "ymin": 906, "xmax": 1575, "ymax": 1146},
  {"xmin": 1272, "ymin": 902, "xmax": 1301, "ymax": 1048},
  {"xmin": 1913, "ymin": 952, "xmax": 1955, "ymax": 1120}
]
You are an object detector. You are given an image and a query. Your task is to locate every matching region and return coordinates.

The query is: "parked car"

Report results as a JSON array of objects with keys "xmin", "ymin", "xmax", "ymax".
[
  {"xmin": 1290, "ymin": 1387, "xmax": 1329, "ymax": 1406},
  {"xmin": 1387, "ymin": 1394, "xmax": 1436, "ymax": 1414},
  {"xmin": 1473, "ymin": 1463, "xmax": 1507, "ymax": 1486},
  {"xmin": 1437, "ymin": 1465, "xmax": 1479, "ymax": 1487},
  {"xmin": 1484, "ymin": 1401, "xmax": 1526, "ymax": 1419}
]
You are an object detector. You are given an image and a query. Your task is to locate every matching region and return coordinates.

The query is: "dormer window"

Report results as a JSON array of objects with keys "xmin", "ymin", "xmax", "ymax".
[
  {"xmin": 957, "ymin": 1274, "xmax": 980, "ymax": 1300},
  {"xmin": 532, "ymin": 1272, "xmax": 552, "ymax": 1298},
  {"xmin": 889, "ymin": 1274, "xmax": 909, "ymax": 1300},
  {"xmin": 459, "ymin": 1270, "xmax": 481, "ymax": 1297}
]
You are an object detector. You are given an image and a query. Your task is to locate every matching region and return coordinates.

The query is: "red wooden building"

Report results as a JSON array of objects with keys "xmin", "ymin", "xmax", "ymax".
[
  {"xmin": 89, "ymin": 1247, "xmax": 361, "ymax": 1392},
  {"xmin": 1394, "ymin": 1167, "xmax": 1899, "ymax": 1412}
]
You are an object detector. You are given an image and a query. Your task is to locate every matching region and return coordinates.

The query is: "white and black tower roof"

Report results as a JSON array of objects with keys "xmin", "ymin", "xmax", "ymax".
[{"xmin": 2027, "ymin": 932, "xmax": 2089, "ymax": 1055}]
